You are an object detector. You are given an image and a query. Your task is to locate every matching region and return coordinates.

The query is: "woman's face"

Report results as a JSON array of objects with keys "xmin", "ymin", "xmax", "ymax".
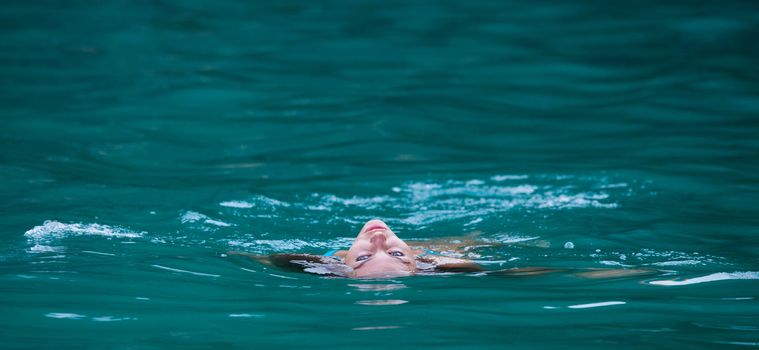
[{"xmin": 345, "ymin": 219, "xmax": 415, "ymax": 278}]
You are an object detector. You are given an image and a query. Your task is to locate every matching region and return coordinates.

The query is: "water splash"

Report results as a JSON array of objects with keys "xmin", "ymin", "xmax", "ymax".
[
  {"xmin": 219, "ymin": 200, "xmax": 255, "ymax": 209},
  {"xmin": 226, "ymin": 237, "xmax": 355, "ymax": 253},
  {"xmin": 180, "ymin": 211, "xmax": 232, "ymax": 227},
  {"xmin": 292, "ymin": 176, "xmax": 622, "ymax": 226},
  {"xmin": 24, "ymin": 221, "xmax": 142, "ymax": 245}
]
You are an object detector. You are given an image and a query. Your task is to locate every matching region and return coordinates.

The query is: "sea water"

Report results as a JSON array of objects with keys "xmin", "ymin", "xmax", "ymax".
[{"xmin": 1, "ymin": 1, "xmax": 758, "ymax": 349}]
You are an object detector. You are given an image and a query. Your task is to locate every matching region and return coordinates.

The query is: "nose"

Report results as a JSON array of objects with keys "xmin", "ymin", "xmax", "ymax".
[{"xmin": 369, "ymin": 232, "xmax": 387, "ymax": 248}]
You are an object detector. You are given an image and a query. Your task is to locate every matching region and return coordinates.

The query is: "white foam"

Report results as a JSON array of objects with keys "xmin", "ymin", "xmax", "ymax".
[
  {"xmin": 180, "ymin": 211, "xmax": 232, "ymax": 227},
  {"xmin": 464, "ymin": 217, "xmax": 483, "ymax": 226},
  {"xmin": 601, "ymin": 183, "xmax": 628, "ymax": 189},
  {"xmin": 229, "ymin": 313, "xmax": 264, "ymax": 318},
  {"xmin": 532, "ymin": 193, "xmax": 617, "ymax": 209},
  {"xmin": 220, "ymin": 200, "xmax": 255, "ymax": 208},
  {"xmin": 27, "ymin": 244, "xmax": 64, "ymax": 253},
  {"xmin": 219, "ymin": 195, "xmax": 291, "ymax": 209},
  {"xmin": 352, "ymin": 326, "xmax": 401, "ymax": 331},
  {"xmin": 599, "ymin": 260, "xmax": 633, "ymax": 267},
  {"xmin": 568, "ymin": 301, "xmax": 626, "ymax": 309},
  {"xmin": 356, "ymin": 300, "xmax": 408, "ymax": 306},
  {"xmin": 488, "ymin": 234, "xmax": 539, "ymax": 244},
  {"xmin": 254, "ymin": 239, "xmax": 312, "ymax": 250},
  {"xmin": 45, "ymin": 313, "xmax": 86, "ymax": 319},
  {"xmin": 651, "ymin": 260, "xmax": 703, "ymax": 266},
  {"xmin": 205, "ymin": 219, "xmax": 231, "ymax": 227},
  {"xmin": 303, "ymin": 177, "xmax": 619, "ymax": 226},
  {"xmin": 491, "ymin": 175, "xmax": 529, "ymax": 181},
  {"xmin": 180, "ymin": 211, "xmax": 206, "ymax": 223},
  {"xmin": 227, "ymin": 237, "xmax": 354, "ymax": 252},
  {"xmin": 307, "ymin": 205, "xmax": 330, "ymax": 211},
  {"xmin": 401, "ymin": 209, "xmax": 490, "ymax": 226},
  {"xmin": 258, "ymin": 195, "xmax": 291, "ymax": 207},
  {"xmin": 92, "ymin": 316, "xmax": 135, "ymax": 322},
  {"xmin": 321, "ymin": 194, "xmax": 390, "ymax": 209},
  {"xmin": 25, "ymin": 221, "xmax": 142, "ymax": 244},
  {"xmin": 649, "ymin": 271, "xmax": 759, "ymax": 286}
]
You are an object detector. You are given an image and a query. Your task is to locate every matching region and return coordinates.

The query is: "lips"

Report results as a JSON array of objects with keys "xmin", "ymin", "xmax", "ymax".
[
  {"xmin": 364, "ymin": 224, "xmax": 387, "ymax": 232},
  {"xmin": 362, "ymin": 220, "xmax": 389, "ymax": 233}
]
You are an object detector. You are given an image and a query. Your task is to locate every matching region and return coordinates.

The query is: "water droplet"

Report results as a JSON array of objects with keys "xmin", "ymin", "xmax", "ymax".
[{"xmin": 564, "ymin": 242, "xmax": 575, "ymax": 249}]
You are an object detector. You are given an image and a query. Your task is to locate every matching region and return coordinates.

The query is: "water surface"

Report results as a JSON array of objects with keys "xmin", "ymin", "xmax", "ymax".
[{"xmin": 1, "ymin": 1, "xmax": 758, "ymax": 349}]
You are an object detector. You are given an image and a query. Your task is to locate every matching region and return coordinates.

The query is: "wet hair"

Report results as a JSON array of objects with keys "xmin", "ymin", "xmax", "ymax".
[{"xmin": 262, "ymin": 253, "xmax": 484, "ymax": 278}]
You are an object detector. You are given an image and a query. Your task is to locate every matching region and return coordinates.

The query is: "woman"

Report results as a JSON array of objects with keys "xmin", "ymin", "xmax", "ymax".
[
  {"xmin": 232, "ymin": 219, "xmax": 653, "ymax": 279},
  {"xmin": 229, "ymin": 219, "xmax": 484, "ymax": 278},
  {"xmin": 324, "ymin": 219, "xmax": 484, "ymax": 277}
]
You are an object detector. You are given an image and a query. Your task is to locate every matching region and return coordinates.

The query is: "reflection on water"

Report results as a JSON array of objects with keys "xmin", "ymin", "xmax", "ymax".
[{"xmin": 349, "ymin": 283, "xmax": 407, "ymax": 292}]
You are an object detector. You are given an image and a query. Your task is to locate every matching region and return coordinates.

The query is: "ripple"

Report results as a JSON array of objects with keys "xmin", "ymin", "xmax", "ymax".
[
  {"xmin": 151, "ymin": 264, "xmax": 221, "ymax": 278},
  {"xmin": 568, "ymin": 301, "xmax": 626, "ymax": 309}
]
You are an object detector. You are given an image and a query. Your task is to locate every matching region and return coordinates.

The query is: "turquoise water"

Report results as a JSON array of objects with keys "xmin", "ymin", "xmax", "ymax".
[{"xmin": 2, "ymin": 1, "xmax": 759, "ymax": 348}]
